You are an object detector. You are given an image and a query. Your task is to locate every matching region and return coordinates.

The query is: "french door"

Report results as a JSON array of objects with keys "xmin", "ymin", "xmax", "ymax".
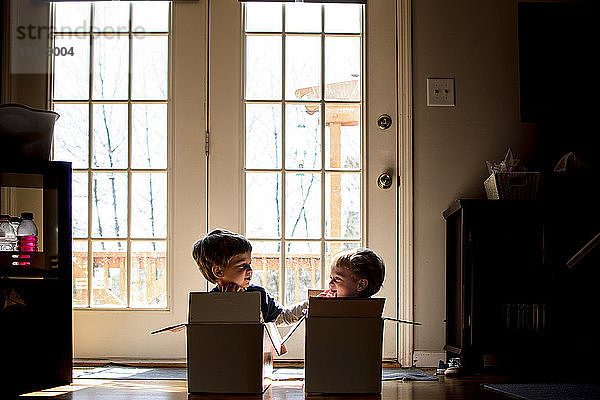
[{"xmin": 208, "ymin": 0, "xmax": 400, "ymax": 360}]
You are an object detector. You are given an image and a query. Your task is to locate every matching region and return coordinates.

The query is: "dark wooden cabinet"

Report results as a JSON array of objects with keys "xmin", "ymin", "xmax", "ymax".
[
  {"xmin": 443, "ymin": 199, "xmax": 553, "ymax": 372},
  {"xmin": 0, "ymin": 161, "xmax": 72, "ymax": 396}
]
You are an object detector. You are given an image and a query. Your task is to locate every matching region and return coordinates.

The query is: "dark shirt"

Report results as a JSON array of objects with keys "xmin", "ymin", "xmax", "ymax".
[{"xmin": 210, "ymin": 284, "xmax": 283, "ymax": 323}]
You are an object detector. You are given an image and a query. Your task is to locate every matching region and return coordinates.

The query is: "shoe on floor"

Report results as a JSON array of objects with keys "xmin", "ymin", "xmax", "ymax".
[{"xmin": 444, "ymin": 358, "xmax": 462, "ymax": 376}]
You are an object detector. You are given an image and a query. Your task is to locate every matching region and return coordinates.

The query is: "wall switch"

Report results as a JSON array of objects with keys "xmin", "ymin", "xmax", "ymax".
[{"xmin": 427, "ymin": 78, "xmax": 455, "ymax": 106}]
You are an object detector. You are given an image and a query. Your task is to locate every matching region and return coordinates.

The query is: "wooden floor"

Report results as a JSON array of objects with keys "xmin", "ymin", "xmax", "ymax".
[{"xmin": 18, "ymin": 375, "xmax": 512, "ymax": 400}]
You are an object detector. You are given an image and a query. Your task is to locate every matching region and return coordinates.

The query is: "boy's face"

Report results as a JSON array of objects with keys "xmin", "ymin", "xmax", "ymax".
[
  {"xmin": 327, "ymin": 265, "xmax": 367, "ymax": 297},
  {"xmin": 215, "ymin": 251, "xmax": 253, "ymax": 289}
]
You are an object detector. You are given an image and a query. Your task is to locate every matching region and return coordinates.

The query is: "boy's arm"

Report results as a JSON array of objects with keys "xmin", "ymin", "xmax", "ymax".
[{"xmin": 275, "ymin": 300, "xmax": 308, "ymax": 326}]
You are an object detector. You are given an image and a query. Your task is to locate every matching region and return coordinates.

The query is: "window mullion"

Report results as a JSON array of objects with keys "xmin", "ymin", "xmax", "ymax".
[
  {"xmin": 87, "ymin": 4, "xmax": 94, "ymax": 308},
  {"xmin": 280, "ymin": 3, "xmax": 286, "ymax": 303},
  {"xmin": 320, "ymin": 4, "xmax": 326, "ymax": 290},
  {"xmin": 126, "ymin": 1, "xmax": 133, "ymax": 308}
]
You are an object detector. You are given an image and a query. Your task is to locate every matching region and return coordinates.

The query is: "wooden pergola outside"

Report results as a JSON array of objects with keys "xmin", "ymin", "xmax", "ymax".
[{"xmin": 255, "ymin": 80, "xmax": 361, "ymax": 302}]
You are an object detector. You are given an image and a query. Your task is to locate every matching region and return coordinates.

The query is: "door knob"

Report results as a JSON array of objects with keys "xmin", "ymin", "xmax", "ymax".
[
  {"xmin": 377, "ymin": 114, "xmax": 392, "ymax": 130},
  {"xmin": 377, "ymin": 173, "xmax": 393, "ymax": 190}
]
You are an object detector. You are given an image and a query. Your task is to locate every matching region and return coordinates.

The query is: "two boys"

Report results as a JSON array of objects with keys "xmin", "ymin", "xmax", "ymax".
[{"xmin": 192, "ymin": 229, "xmax": 385, "ymax": 325}]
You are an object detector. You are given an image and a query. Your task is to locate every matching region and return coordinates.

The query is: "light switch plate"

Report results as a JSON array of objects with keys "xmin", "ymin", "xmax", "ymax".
[{"xmin": 427, "ymin": 78, "xmax": 455, "ymax": 106}]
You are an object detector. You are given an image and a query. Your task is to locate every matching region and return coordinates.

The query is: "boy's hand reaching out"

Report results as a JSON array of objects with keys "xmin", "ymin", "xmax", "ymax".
[{"xmin": 317, "ymin": 289, "xmax": 336, "ymax": 298}]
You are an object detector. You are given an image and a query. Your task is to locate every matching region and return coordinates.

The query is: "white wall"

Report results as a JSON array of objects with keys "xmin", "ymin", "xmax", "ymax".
[{"xmin": 412, "ymin": 0, "xmax": 541, "ymax": 355}]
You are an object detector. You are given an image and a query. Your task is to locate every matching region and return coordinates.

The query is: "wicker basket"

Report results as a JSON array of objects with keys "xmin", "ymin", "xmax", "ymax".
[{"xmin": 484, "ymin": 172, "xmax": 541, "ymax": 200}]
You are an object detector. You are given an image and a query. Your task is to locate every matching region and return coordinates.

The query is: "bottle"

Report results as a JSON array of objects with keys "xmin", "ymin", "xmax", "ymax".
[
  {"xmin": 0, "ymin": 214, "xmax": 17, "ymax": 251},
  {"xmin": 17, "ymin": 212, "xmax": 38, "ymax": 252},
  {"xmin": 10, "ymin": 216, "xmax": 21, "ymax": 233}
]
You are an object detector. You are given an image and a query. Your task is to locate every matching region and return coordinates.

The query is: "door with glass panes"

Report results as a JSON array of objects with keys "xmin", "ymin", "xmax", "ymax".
[
  {"xmin": 209, "ymin": 0, "xmax": 398, "ymax": 360},
  {"xmin": 50, "ymin": 0, "xmax": 208, "ymax": 359}
]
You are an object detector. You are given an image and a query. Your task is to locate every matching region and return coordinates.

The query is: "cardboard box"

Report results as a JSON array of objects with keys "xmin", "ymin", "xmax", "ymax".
[
  {"xmin": 152, "ymin": 292, "xmax": 283, "ymax": 394},
  {"xmin": 304, "ymin": 297, "xmax": 385, "ymax": 394}
]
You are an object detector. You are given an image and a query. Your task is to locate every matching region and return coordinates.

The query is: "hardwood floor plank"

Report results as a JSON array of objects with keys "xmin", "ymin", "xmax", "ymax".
[{"xmin": 18, "ymin": 376, "xmax": 510, "ymax": 400}]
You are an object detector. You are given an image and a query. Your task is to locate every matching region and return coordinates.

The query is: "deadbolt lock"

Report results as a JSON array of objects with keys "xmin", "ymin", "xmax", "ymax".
[
  {"xmin": 377, "ymin": 114, "xmax": 392, "ymax": 130},
  {"xmin": 377, "ymin": 173, "xmax": 393, "ymax": 190}
]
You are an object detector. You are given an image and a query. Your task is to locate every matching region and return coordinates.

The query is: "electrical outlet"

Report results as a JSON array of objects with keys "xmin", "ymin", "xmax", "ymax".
[{"xmin": 427, "ymin": 78, "xmax": 455, "ymax": 106}]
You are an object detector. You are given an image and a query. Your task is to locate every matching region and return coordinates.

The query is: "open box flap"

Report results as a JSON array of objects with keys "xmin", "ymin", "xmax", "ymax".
[
  {"xmin": 151, "ymin": 318, "xmax": 305, "ymax": 356},
  {"xmin": 281, "ymin": 315, "xmax": 305, "ymax": 344},
  {"xmin": 150, "ymin": 323, "xmax": 186, "ymax": 335},
  {"xmin": 264, "ymin": 322, "xmax": 284, "ymax": 356},
  {"xmin": 383, "ymin": 317, "xmax": 422, "ymax": 325},
  {"xmin": 307, "ymin": 297, "xmax": 385, "ymax": 318},
  {"xmin": 264, "ymin": 315, "xmax": 307, "ymax": 356},
  {"xmin": 188, "ymin": 291, "xmax": 261, "ymax": 323}
]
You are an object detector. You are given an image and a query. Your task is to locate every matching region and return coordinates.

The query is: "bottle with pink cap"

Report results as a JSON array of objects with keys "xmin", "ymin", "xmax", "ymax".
[{"xmin": 17, "ymin": 212, "xmax": 38, "ymax": 252}]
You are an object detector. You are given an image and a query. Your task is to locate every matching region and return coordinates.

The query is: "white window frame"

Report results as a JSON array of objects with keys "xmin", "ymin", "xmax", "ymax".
[
  {"xmin": 241, "ymin": 3, "xmax": 365, "ymax": 305},
  {"xmin": 49, "ymin": 1, "xmax": 172, "ymax": 310}
]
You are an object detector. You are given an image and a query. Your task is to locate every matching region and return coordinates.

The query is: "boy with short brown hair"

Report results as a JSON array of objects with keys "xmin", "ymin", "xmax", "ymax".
[
  {"xmin": 320, "ymin": 247, "xmax": 385, "ymax": 298},
  {"xmin": 192, "ymin": 229, "xmax": 306, "ymax": 324}
]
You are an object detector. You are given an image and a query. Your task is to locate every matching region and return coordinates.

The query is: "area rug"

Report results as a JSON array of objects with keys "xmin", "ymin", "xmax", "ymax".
[
  {"xmin": 73, "ymin": 366, "xmax": 187, "ymax": 380},
  {"xmin": 270, "ymin": 367, "xmax": 437, "ymax": 381},
  {"xmin": 483, "ymin": 383, "xmax": 600, "ymax": 400},
  {"xmin": 73, "ymin": 366, "xmax": 436, "ymax": 381}
]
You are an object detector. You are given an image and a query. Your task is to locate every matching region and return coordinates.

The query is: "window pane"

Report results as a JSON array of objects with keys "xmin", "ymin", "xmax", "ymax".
[
  {"xmin": 93, "ymin": 36, "xmax": 129, "ymax": 100},
  {"xmin": 55, "ymin": 2, "xmax": 90, "ymax": 33},
  {"xmin": 92, "ymin": 172, "xmax": 128, "ymax": 238},
  {"xmin": 72, "ymin": 172, "xmax": 88, "ymax": 238},
  {"xmin": 250, "ymin": 241, "xmax": 280, "ymax": 301},
  {"xmin": 325, "ymin": 241, "xmax": 360, "ymax": 278},
  {"xmin": 131, "ymin": 173, "xmax": 167, "ymax": 238},
  {"xmin": 93, "ymin": 2, "xmax": 129, "ymax": 32},
  {"xmin": 325, "ymin": 36, "xmax": 360, "ymax": 101},
  {"xmin": 246, "ymin": 173, "xmax": 281, "ymax": 238},
  {"xmin": 285, "ymin": 172, "xmax": 321, "ymax": 239},
  {"xmin": 324, "ymin": 4, "xmax": 361, "ymax": 34},
  {"xmin": 245, "ymin": 3, "xmax": 282, "ymax": 33},
  {"xmin": 285, "ymin": 241, "xmax": 320, "ymax": 304},
  {"xmin": 91, "ymin": 240, "xmax": 127, "ymax": 307},
  {"xmin": 245, "ymin": 36, "xmax": 282, "ymax": 100},
  {"xmin": 131, "ymin": 241, "xmax": 167, "ymax": 308},
  {"xmin": 53, "ymin": 36, "xmax": 89, "ymax": 100},
  {"xmin": 325, "ymin": 173, "xmax": 360, "ymax": 239},
  {"xmin": 53, "ymin": 103, "xmax": 89, "ymax": 168},
  {"xmin": 325, "ymin": 104, "xmax": 360, "ymax": 169},
  {"xmin": 285, "ymin": 104, "xmax": 321, "ymax": 170},
  {"xmin": 72, "ymin": 240, "xmax": 88, "ymax": 307},
  {"xmin": 245, "ymin": 103, "xmax": 281, "ymax": 170},
  {"xmin": 132, "ymin": 2, "xmax": 169, "ymax": 33},
  {"xmin": 132, "ymin": 104, "xmax": 167, "ymax": 169},
  {"xmin": 132, "ymin": 36, "xmax": 168, "ymax": 100},
  {"xmin": 93, "ymin": 104, "xmax": 128, "ymax": 169},
  {"xmin": 286, "ymin": 36, "xmax": 321, "ymax": 100},
  {"xmin": 52, "ymin": 2, "xmax": 170, "ymax": 310},
  {"xmin": 285, "ymin": 3, "xmax": 321, "ymax": 33}
]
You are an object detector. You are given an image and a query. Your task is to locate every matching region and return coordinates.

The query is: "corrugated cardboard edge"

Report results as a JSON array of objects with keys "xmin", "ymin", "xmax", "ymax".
[
  {"xmin": 308, "ymin": 297, "xmax": 385, "ymax": 317},
  {"xmin": 188, "ymin": 291, "xmax": 261, "ymax": 323}
]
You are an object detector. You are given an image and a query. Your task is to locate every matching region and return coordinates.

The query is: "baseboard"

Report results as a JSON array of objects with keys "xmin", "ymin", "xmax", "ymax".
[{"xmin": 412, "ymin": 351, "xmax": 446, "ymax": 367}]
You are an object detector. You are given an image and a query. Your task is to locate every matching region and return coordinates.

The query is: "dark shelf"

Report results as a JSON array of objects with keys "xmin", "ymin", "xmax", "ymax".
[
  {"xmin": 0, "ymin": 161, "xmax": 72, "ymax": 396},
  {"xmin": 443, "ymin": 199, "xmax": 548, "ymax": 373},
  {"xmin": 0, "ymin": 252, "xmax": 59, "ymax": 279},
  {"xmin": 444, "ymin": 197, "xmax": 600, "ymax": 375}
]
